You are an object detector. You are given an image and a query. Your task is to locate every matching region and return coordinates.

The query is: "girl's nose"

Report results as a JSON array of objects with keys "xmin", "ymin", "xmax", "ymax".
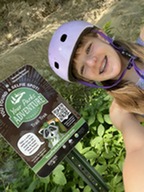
[{"xmin": 86, "ymin": 56, "xmax": 97, "ymax": 67}]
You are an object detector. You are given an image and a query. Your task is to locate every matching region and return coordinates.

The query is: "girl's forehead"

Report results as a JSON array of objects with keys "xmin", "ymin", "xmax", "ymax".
[
  {"xmin": 77, "ymin": 35, "xmax": 95, "ymax": 52},
  {"xmin": 80, "ymin": 34, "xmax": 96, "ymax": 42}
]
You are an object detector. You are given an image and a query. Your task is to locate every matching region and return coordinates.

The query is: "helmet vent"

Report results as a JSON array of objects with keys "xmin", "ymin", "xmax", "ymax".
[
  {"xmin": 60, "ymin": 34, "xmax": 67, "ymax": 42},
  {"xmin": 54, "ymin": 62, "xmax": 59, "ymax": 69}
]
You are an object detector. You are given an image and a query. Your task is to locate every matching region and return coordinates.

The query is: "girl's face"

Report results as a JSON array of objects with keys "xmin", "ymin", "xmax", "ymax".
[{"xmin": 74, "ymin": 34, "xmax": 123, "ymax": 82}]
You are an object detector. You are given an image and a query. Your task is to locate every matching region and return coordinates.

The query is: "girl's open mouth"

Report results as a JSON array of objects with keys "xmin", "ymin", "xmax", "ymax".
[{"xmin": 99, "ymin": 56, "xmax": 107, "ymax": 74}]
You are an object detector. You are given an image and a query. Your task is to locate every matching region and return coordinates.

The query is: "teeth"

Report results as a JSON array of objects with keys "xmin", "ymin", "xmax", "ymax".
[{"xmin": 100, "ymin": 56, "xmax": 107, "ymax": 74}]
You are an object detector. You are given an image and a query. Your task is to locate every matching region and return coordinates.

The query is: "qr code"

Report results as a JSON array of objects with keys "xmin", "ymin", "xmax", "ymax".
[{"xmin": 52, "ymin": 103, "xmax": 71, "ymax": 122}]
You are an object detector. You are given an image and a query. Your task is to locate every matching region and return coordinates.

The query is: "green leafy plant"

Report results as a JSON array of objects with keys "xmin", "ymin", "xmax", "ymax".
[{"xmin": 76, "ymin": 89, "xmax": 125, "ymax": 192}]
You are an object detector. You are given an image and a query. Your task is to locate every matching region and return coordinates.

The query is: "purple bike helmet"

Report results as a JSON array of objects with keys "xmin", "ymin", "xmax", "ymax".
[{"xmin": 48, "ymin": 20, "xmax": 95, "ymax": 82}]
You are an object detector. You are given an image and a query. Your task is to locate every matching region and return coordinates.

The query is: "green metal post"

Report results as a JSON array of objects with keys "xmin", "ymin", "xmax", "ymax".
[{"xmin": 65, "ymin": 148, "xmax": 109, "ymax": 192}]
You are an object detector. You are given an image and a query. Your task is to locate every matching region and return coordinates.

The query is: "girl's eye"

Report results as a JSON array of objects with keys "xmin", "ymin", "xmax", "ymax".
[
  {"xmin": 86, "ymin": 43, "xmax": 92, "ymax": 54},
  {"xmin": 80, "ymin": 65, "xmax": 85, "ymax": 76}
]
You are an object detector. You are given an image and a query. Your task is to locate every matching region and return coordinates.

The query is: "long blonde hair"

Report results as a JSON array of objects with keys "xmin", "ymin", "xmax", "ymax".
[{"xmin": 73, "ymin": 32, "xmax": 144, "ymax": 114}]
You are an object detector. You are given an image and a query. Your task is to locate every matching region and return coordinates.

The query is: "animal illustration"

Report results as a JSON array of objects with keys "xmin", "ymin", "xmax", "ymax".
[{"xmin": 39, "ymin": 121, "xmax": 65, "ymax": 148}]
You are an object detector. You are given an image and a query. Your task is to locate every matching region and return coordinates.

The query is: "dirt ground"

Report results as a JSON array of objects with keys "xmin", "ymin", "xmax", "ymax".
[{"xmin": 0, "ymin": 0, "xmax": 144, "ymax": 81}]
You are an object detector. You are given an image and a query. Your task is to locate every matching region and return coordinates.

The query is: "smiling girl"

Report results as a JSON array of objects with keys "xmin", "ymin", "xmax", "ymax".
[{"xmin": 48, "ymin": 21, "xmax": 144, "ymax": 192}]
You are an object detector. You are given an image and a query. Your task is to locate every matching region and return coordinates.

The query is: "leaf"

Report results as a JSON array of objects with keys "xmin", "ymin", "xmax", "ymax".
[
  {"xmin": 97, "ymin": 112, "xmax": 104, "ymax": 123},
  {"xmin": 104, "ymin": 114, "xmax": 112, "ymax": 124},
  {"xmin": 84, "ymin": 151, "xmax": 97, "ymax": 160},
  {"xmin": 51, "ymin": 186, "xmax": 61, "ymax": 192},
  {"xmin": 112, "ymin": 174, "xmax": 122, "ymax": 185},
  {"xmin": 25, "ymin": 180, "xmax": 37, "ymax": 192},
  {"xmin": 83, "ymin": 185, "xmax": 91, "ymax": 192},
  {"xmin": 115, "ymin": 182, "xmax": 124, "ymax": 192},
  {"xmin": 53, "ymin": 164, "xmax": 65, "ymax": 173},
  {"xmin": 95, "ymin": 164, "xmax": 107, "ymax": 174},
  {"xmin": 97, "ymin": 124, "xmax": 105, "ymax": 137},
  {"xmin": 40, "ymin": 176, "xmax": 50, "ymax": 184},
  {"xmin": 90, "ymin": 136, "xmax": 103, "ymax": 148},
  {"xmin": 98, "ymin": 156, "xmax": 107, "ymax": 164},
  {"xmin": 81, "ymin": 147, "xmax": 91, "ymax": 154},
  {"xmin": 75, "ymin": 142, "xmax": 83, "ymax": 152},
  {"xmin": 103, "ymin": 94, "xmax": 111, "ymax": 101},
  {"xmin": 71, "ymin": 188, "xmax": 80, "ymax": 192},
  {"xmin": 53, "ymin": 172, "xmax": 67, "ymax": 185},
  {"xmin": 78, "ymin": 178, "xmax": 85, "ymax": 188},
  {"xmin": 81, "ymin": 111, "xmax": 88, "ymax": 118},
  {"xmin": 52, "ymin": 165, "xmax": 67, "ymax": 185},
  {"xmin": 88, "ymin": 115, "xmax": 95, "ymax": 126},
  {"xmin": 118, "ymin": 160, "xmax": 124, "ymax": 171},
  {"xmin": 103, "ymin": 151, "xmax": 114, "ymax": 159}
]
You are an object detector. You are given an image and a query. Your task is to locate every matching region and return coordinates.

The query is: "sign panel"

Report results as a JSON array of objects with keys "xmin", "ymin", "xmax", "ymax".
[{"xmin": 0, "ymin": 65, "xmax": 88, "ymax": 177}]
